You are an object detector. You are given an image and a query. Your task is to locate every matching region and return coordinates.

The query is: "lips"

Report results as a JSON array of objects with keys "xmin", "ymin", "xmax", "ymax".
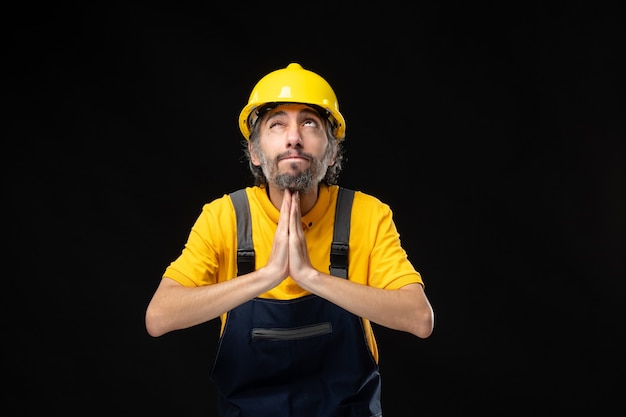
[{"xmin": 278, "ymin": 152, "xmax": 310, "ymax": 161}]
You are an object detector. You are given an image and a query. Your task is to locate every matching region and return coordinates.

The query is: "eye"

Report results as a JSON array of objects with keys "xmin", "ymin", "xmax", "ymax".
[{"xmin": 302, "ymin": 119, "xmax": 317, "ymax": 127}]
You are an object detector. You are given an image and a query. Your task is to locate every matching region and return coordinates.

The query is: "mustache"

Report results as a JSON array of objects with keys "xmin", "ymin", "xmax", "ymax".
[{"xmin": 276, "ymin": 150, "xmax": 313, "ymax": 162}]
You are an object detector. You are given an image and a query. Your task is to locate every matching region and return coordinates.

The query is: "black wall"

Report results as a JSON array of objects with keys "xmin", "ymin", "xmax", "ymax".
[{"xmin": 4, "ymin": 3, "xmax": 623, "ymax": 416}]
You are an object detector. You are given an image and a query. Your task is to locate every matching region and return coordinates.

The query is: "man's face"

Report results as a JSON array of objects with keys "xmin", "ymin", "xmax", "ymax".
[{"xmin": 249, "ymin": 103, "xmax": 335, "ymax": 192}]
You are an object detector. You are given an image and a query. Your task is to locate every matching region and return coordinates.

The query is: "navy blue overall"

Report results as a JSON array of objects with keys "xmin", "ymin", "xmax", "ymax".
[
  {"xmin": 210, "ymin": 188, "xmax": 382, "ymax": 416},
  {"xmin": 210, "ymin": 295, "xmax": 382, "ymax": 417}
]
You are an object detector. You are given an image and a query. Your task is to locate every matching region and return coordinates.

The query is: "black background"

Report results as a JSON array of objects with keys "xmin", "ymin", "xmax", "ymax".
[{"xmin": 4, "ymin": 2, "xmax": 623, "ymax": 416}]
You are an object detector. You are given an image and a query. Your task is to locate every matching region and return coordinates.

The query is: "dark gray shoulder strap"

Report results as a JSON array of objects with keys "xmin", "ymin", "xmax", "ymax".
[
  {"xmin": 230, "ymin": 189, "xmax": 255, "ymax": 276},
  {"xmin": 330, "ymin": 187, "xmax": 355, "ymax": 279},
  {"xmin": 231, "ymin": 187, "xmax": 354, "ymax": 278}
]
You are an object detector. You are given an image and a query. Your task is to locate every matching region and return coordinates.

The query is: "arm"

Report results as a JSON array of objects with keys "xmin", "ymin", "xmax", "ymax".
[
  {"xmin": 146, "ymin": 189, "xmax": 296, "ymax": 337},
  {"xmin": 145, "ymin": 270, "xmax": 274, "ymax": 337},
  {"xmin": 296, "ymin": 276, "xmax": 433, "ymax": 338},
  {"xmin": 287, "ymin": 190, "xmax": 434, "ymax": 338}
]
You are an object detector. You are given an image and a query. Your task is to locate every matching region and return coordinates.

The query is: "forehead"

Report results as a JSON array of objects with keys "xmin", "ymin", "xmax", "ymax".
[{"xmin": 263, "ymin": 103, "xmax": 322, "ymax": 118}]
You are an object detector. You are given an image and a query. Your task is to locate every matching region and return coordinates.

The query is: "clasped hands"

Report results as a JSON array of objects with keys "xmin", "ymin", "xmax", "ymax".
[{"xmin": 263, "ymin": 189, "xmax": 317, "ymax": 289}]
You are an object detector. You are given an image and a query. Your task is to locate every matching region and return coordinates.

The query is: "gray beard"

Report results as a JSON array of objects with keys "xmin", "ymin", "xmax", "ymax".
[
  {"xmin": 261, "ymin": 154, "xmax": 327, "ymax": 193},
  {"xmin": 274, "ymin": 169, "xmax": 315, "ymax": 193}
]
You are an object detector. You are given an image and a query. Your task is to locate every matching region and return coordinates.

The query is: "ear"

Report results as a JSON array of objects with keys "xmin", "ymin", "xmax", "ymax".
[{"xmin": 249, "ymin": 141, "xmax": 261, "ymax": 166}]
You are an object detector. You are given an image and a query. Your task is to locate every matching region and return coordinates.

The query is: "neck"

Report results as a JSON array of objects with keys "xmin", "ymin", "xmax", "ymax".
[{"xmin": 266, "ymin": 184, "xmax": 320, "ymax": 215}]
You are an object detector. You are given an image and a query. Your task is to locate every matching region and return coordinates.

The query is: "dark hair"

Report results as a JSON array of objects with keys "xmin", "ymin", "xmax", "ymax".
[{"xmin": 241, "ymin": 107, "xmax": 345, "ymax": 187}]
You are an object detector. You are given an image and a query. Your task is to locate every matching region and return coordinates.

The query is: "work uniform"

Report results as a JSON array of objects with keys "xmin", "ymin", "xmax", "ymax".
[{"xmin": 163, "ymin": 184, "xmax": 424, "ymax": 416}]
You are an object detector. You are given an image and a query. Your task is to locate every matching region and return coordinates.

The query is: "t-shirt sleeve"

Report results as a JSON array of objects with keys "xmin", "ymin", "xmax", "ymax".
[
  {"xmin": 350, "ymin": 192, "xmax": 425, "ymax": 290},
  {"xmin": 163, "ymin": 194, "xmax": 236, "ymax": 287}
]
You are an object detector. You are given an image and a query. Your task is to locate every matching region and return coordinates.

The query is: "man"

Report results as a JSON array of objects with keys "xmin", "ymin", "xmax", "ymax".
[{"xmin": 145, "ymin": 63, "xmax": 434, "ymax": 417}]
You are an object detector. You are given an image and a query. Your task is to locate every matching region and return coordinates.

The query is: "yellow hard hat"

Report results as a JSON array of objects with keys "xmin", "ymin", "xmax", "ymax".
[{"xmin": 238, "ymin": 63, "xmax": 346, "ymax": 140}]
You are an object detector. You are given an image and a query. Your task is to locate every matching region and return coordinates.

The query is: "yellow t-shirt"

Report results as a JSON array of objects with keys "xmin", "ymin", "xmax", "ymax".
[{"xmin": 164, "ymin": 184, "xmax": 424, "ymax": 362}]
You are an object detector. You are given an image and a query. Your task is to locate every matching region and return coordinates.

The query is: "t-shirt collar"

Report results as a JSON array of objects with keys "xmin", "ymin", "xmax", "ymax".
[{"xmin": 253, "ymin": 184, "xmax": 332, "ymax": 230}]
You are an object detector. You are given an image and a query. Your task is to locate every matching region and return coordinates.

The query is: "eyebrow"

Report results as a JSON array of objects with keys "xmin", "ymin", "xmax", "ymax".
[{"xmin": 265, "ymin": 107, "xmax": 322, "ymax": 122}]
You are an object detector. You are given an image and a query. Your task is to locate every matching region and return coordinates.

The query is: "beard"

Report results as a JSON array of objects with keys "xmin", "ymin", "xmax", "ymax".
[{"xmin": 260, "ymin": 151, "xmax": 329, "ymax": 193}]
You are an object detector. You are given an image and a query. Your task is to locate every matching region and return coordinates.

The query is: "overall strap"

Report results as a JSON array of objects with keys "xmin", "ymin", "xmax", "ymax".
[
  {"xmin": 230, "ymin": 187, "xmax": 355, "ymax": 279},
  {"xmin": 230, "ymin": 189, "xmax": 255, "ymax": 276},
  {"xmin": 330, "ymin": 187, "xmax": 355, "ymax": 279}
]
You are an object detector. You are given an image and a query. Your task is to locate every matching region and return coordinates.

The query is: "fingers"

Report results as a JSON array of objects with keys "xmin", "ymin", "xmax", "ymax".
[
  {"xmin": 264, "ymin": 189, "xmax": 291, "ymax": 284},
  {"xmin": 289, "ymin": 190, "xmax": 300, "ymax": 229},
  {"xmin": 288, "ymin": 191, "xmax": 312, "ymax": 280},
  {"xmin": 277, "ymin": 189, "xmax": 292, "ymax": 233},
  {"xmin": 276, "ymin": 188, "xmax": 291, "ymax": 253},
  {"xmin": 281, "ymin": 189, "xmax": 292, "ymax": 217}
]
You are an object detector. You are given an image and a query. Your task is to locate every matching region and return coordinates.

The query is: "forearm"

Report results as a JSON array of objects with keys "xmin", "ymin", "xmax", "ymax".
[
  {"xmin": 303, "ymin": 273, "xmax": 434, "ymax": 338},
  {"xmin": 145, "ymin": 272, "xmax": 274, "ymax": 337}
]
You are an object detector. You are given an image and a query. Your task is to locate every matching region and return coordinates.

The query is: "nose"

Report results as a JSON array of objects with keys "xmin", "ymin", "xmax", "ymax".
[{"xmin": 286, "ymin": 123, "xmax": 302, "ymax": 147}]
